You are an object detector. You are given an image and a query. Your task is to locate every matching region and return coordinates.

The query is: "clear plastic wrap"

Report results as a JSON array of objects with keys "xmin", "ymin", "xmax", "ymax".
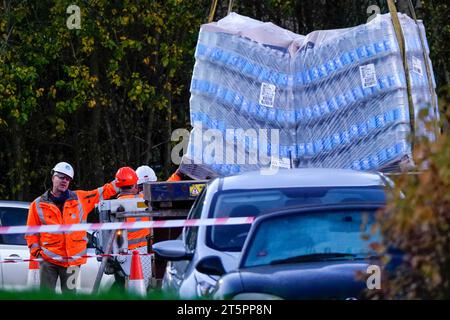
[{"xmin": 180, "ymin": 13, "xmax": 438, "ymax": 179}]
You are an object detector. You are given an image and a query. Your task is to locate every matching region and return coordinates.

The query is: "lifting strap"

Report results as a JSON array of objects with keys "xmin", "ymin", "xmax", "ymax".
[
  {"xmin": 387, "ymin": 0, "xmax": 415, "ymax": 150},
  {"xmin": 208, "ymin": 0, "xmax": 235, "ymax": 23},
  {"xmin": 406, "ymin": 0, "xmax": 440, "ymax": 137},
  {"xmin": 227, "ymin": 0, "xmax": 234, "ymax": 15},
  {"xmin": 208, "ymin": 0, "xmax": 219, "ymax": 23}
]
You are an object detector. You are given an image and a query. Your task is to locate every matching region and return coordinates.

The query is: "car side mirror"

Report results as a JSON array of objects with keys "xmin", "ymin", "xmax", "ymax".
[
  {"xmin": 195, "ymin": 256, "xmax": 226, "ymax": 276},
  {"xmin": 152, "ymin": 240, "xmax": 193, "ymax": 261}
]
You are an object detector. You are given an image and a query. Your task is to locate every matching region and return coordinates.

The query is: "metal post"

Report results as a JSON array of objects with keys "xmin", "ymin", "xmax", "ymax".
[{"xmin": 92, "ymin": 229, "xmax": 117, "ymax": 294}]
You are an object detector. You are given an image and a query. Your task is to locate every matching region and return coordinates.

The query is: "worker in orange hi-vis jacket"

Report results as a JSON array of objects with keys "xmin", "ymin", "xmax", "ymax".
[
  {"xmin": 135, "ymin": 165, "xmax": 158, "ymax": 288},
  {"xmin": 25, "ymin": 162, "xmax": 119, "ymax": 293},
  {"xmin": 167, "ymin": 169, "xmax": 182, "ymax": 181},
  {"xmin": 166, "ymin": 168, "xmax": 195, "ymax": 181},
  {"xmin": 115, "ymin": 166, "xmax": 153, "ymax": 291}
]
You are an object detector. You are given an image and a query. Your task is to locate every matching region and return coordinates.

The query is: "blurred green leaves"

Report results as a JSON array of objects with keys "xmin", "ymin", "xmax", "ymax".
[{"xmin": 374, "ymin": 86, "xmax": 450, "ymax": 299}]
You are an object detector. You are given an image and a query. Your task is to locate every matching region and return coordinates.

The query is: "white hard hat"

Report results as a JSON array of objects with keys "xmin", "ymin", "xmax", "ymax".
[
  {"xmin": 52, "ymin": 162, "xmax": 74, "ymax": 179},
  {"xmin": 136, "ymin": 165, "xmax": 157, "ymax": 184}
]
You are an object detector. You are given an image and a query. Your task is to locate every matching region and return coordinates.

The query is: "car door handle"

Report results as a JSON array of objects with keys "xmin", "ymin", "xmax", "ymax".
[{"xmin": 5, "ymin": 254, "xmax": 22, "ymax": 261}]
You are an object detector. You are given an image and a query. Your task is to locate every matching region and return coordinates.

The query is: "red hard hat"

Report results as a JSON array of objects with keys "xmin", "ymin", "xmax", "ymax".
[{"xmin": 115, "ymin": 167, "xmax": 138, "ymax": 187}]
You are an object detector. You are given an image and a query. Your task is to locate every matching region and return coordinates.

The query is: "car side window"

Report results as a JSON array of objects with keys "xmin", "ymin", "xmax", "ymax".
[
  {"xmin": 0, "ymin": 207, "xmax": 28, "ymax": 245},
  {"xmin": 185, "ymin": 188, "xmax": 207, "ymax": 252}
]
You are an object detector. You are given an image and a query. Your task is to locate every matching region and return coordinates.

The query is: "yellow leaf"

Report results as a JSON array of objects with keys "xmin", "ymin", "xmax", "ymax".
[
  {"xmin": 121, "ymin": 16, "xmax": 129, "ymax": 26},
  {"xmin": 56, "ymin": 118, "xmax": 65, "ymax": 133},
  {"xmin": 36, "ymin": 88, "xmax": 45, "ymax": 97}
]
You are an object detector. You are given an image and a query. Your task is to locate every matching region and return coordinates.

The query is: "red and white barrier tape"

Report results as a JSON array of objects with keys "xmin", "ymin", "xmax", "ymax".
[
  {"xmin": 0, "ymin": 217, "xmax": 254, "ymax": 235},
  {"xmin": 0, "ymin": 252, "xmax": 153, "ymax": 264}
]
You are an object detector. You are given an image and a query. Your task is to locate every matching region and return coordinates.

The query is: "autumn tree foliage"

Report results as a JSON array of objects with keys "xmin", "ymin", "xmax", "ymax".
[
  {"xmin": 372, "ymin": 86, "xmax": 450, "ymax": 299},
  {"xmin": 0, "ymin": 0, "xmax": 209, "ymax": 199}
]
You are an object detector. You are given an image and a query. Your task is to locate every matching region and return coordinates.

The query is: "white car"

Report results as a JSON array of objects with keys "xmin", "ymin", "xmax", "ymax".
[
  {"xmin": 0, "ymin": 200, "xmax": 114, "ymax": 293},
  {"xmin": 154, "ymin": 168, "xmax": 391, "ymax": 299}
]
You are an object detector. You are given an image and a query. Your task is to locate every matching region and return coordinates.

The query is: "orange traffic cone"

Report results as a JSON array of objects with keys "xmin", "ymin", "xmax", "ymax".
[
  {"xmin": 27, "ymin": 259, "xmax": 40, "ymax": 288},
  {"xmin": 127, "ymin": 251, "xmax": 146, "ymax": 296}
]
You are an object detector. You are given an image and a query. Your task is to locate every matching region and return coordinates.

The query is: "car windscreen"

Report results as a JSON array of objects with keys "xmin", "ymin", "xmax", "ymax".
[
  {"xmin": 0, "ymin": 207, "xmax": 28, "ymax": 245},
  {"xmin": 242, "ymin": 209, "xmax": 381, "ymax": 268},
  {"xmin": 207, "ymin": 186, "xmax": 385, "ymax": 252}
]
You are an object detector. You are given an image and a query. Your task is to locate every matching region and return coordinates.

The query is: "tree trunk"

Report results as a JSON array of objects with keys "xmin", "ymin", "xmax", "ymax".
[
  {"xmin": 11, "ymin": 120, "xmax": 24, "ymax": 200},
  {"xmin": 89, "ymin": 50, "xmax": 104, "ymax": 186},
  {"xmin": 162, "ymin": 92, "xmax": 172, "ymax": 178},
  {"xmin": 104, "ymin": 90, "xmax": 117, "ymax": 169},
  {"xmin": 74, "ymin": 112, "xmax": 82, "ymax": 189},
  {"xmin": 144, "ymin": 105, "xmax": 155, "ymax": 164}
]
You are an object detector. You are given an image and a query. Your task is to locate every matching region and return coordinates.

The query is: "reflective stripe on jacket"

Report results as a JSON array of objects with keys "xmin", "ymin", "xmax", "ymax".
[
  {"xmin": 117, "ymin": 193, "xmax": 151, "ymax": 250},
  {"xmin": 25, "ymin": 181, "xmax": 119, "ymax": 267}
]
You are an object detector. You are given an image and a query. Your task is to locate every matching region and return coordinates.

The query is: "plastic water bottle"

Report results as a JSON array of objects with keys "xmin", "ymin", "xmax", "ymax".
[
  {"xmin": 313, "ymin": 139, "xmax": 324, "ymax": 154},
  {"xmin": 386, "ymin": 145, "xmax": 396, "ymax": 160},
  {"xmin": 337, "ymin": 36, "xmax": 353, "ymax": 66},
  {"xmin": 361, "ymin": 157, "xmax": 371, "ymax": 170},
  {"xmin": 303, "ymin": 106, "xmax": 312, "ymax": 121},
  {"xmin": 351, "ymin": 159, "xmax": 362, "ymax": 171},
  {"xmin": 332, "ymin": 132, "xmax": 342, "ymax": 148},
  {"xmin": 375, "ymin": 113, "xmax": 386, "ymax": 128},
  {"xmin": 341, "ymin": 130, "xmax": 351, "ymax": 144},
  {"xmin": 377, "ymin": 76, "xmax": 389, "ymax": 92},
  {"xmin": 306, "ymin": 142, "xmax": 315, "ymax": 156},
  {"xmin": 312, "ymin": 104, "xmax": 321, "ymax": 119},
  {"xmin": 229, "ymin": 165, "xmax": 240, "ymax": 175},
  {"xmin": 325, "ymin": 44, "xmax": 338, "ymax": 75},
  {"xmin": 367, "ymin": 116, "xmax": 377, "ymax": 131},
  {"xmin": 369, "ymin": 154, "xmax": 379, "ymax": 168},
  {"xmin": 384, "ymin": 109, "xmax": 395, "ymax": 124},
  {"xmin": 267, "ymin": 108, "xmax": 277, "ymax": 123},
  {"xmin": 224, "ymin": 89, "xmax": 235, "ymax": 105},
  {"xmin": 302, "ymin": 69, "xmax": 312, "ymax": 85},
  {"xmin": 322, "ymin": 135, "xmax": 333, "ymax": 152},
  {"xmin": 297, "ymin": 143, "xmax": 306, "ymax": 158},
  {"xmin": 377, "ymin": 148, "xmax": 388, "ymax": 165},
  {"xmin": 358, "ymin": 121, "xmax": 368, "ymax": 136},
  {"xmin": 294, "ymin": 71, "xmax": 304, "ymax": 86},
  {"xmin": 286, "ymin": 110, "xmax": 296, "ymax": 126},
  {"xmin": 295, "ymin": 108, "xmax": 304, "ymax": 124},
  {"xmin": 343, "ymin": 89, "xmax": 356, "ymax": 106}
]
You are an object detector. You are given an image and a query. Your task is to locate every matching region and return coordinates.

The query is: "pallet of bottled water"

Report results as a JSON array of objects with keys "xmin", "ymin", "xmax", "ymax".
[{"xmin": 181, "ymin": 12, "xmax": 438, "ymax": 179}]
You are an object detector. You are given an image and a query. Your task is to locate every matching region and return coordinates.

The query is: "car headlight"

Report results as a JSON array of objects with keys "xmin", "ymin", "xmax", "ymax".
[
  {"xmin": 164, "ymin": 264, "xmax": 182, "ymax": 287},
  {"xmin": 232, "ymin": 293, "xmax": 283, "ymax": 300},
  {"xmin": 197, "ymin": 281, "xmax": 216, "ymax": 298}
]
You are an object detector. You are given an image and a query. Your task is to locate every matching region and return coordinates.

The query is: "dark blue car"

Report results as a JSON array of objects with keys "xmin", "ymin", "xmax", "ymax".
[{"xmin": 211, "ymin": 204, "xmax": 386, "ymax": 300}]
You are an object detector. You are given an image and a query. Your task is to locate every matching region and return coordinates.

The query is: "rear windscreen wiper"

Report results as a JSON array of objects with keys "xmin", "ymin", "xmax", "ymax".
[{"xmin": 269, "ymin": 253, "xmax": 357, "ymax": 265}]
